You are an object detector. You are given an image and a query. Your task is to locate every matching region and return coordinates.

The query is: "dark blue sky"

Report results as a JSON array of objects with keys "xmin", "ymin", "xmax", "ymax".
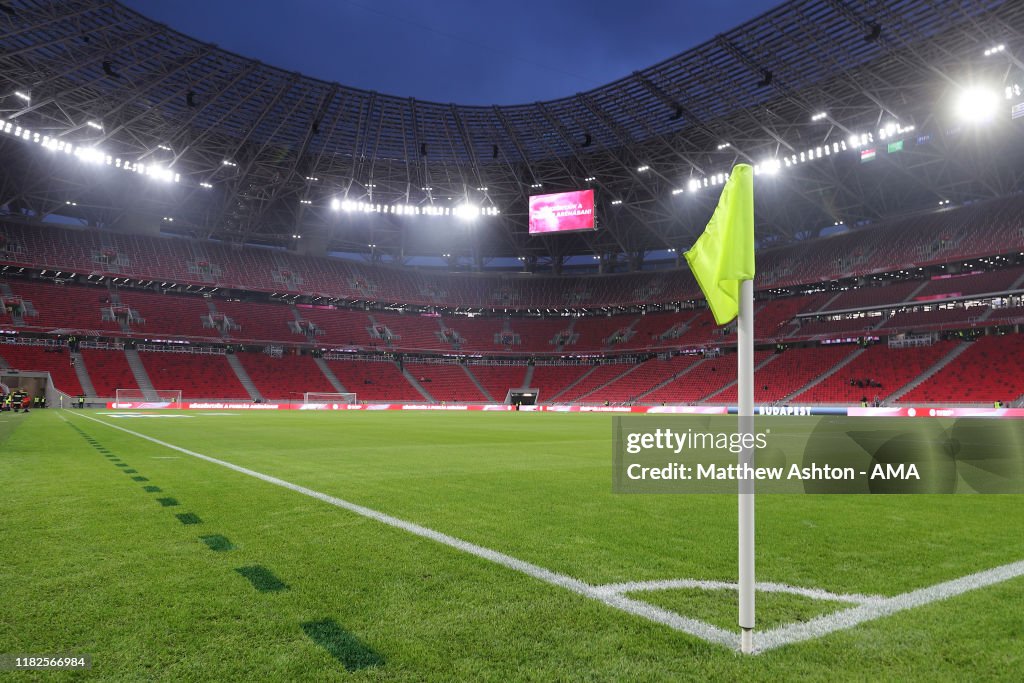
[{"xmin": 121, "ymin": 1, "xmax": 782, "ymax": 105}]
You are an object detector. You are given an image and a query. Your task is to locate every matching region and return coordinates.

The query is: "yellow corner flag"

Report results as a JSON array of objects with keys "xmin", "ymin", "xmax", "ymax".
[{"xmin": 684, "ymin": 164, "xmax": 755, "ymax": 325}]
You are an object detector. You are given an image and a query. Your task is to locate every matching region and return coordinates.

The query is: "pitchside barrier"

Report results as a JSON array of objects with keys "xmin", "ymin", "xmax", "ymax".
[{"xmin": 102, "ymin": 401, "xmax": 1024, "ymax": 417}]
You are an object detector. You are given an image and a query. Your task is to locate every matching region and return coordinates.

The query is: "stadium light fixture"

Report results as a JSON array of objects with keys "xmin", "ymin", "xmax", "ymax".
[
  {"xmin": 299, "ymin": 199, "xmax": 312, "ymax": 205},
  {"xmin": 584, "ymin": 176, "xmax": 596, "ymax": 182},
  {"xmin": 671, "ymin": 188, "xmax": 685, "ymax": 195},
  {"xmin": 222, "ymin": 159, "xmax": 237, "ymax": 167},
  {"xmin": 330, "ymin": 198, "xmax": 341, "ymax": 211},
  {"xmin": 200, "ymin": 182, "xmax": 213, "ymax": 189},
  {"xmin": 955, "ymin": 86, "xmax": 1000, "ymax": 123},
  {"xmin": 636, "ymin": 165, "xmax": 650, "ymax": 172},
  {"xmin": 984, "ymin": 44, "xmax": 1006, "ymax": 56},
  {"xmin": 758, "ymin": 159, "xmax": 781, "ymax": 176},
  {"xmin": 688, "ymin": 178, "xmax": 701, "ymax": 192},
  {"xmin": 811, "ymin": 111, "xmax": 828, "ymax": 121},
  {"xmin": 611, "ymin": 199, "xmax": 623, "ymax": 205},
  {"xmin": 85, "ymin": 120, "xmax": 103, "ymax": 130},
  {"xmin": 529, "ymin": 183, "xmax": 542, "ymax": 189},
  {"xmin": 13, "ymin": 90, "xmax": 30, "ymax": 102},
  {"xmin": 453, "ymin": 203, "xmax": 481, "ymax": 220},
  {"xmin": 716, "ymin": 142, "xmax": 731, "ymax": 150}
]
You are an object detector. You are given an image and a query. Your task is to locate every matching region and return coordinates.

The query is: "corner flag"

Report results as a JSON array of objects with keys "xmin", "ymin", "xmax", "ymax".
[
  {"xmin": 684, "ymin": 164, "xmax": 754, "ymax": 325},
  {"xmin": 686, "ymin": 164, "xmax": 758, "ymax": 653}
]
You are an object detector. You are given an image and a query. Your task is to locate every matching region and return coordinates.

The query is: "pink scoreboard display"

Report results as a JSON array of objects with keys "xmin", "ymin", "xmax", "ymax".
[{"xmin": 528, "ymin": 189, "xmax": 596, "ymax": 234}]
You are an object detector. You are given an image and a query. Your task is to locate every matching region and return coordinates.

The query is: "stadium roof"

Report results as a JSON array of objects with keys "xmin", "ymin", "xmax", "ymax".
[{"xmin": 1, "ymin": 0, "xmax": 1024, "ymax": 270}]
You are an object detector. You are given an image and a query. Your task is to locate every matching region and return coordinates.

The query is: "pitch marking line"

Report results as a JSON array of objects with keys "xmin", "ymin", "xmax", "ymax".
[
  {"xmin": 68, "ymin": 411, "xmax": 1024, "ymax": 654},
  {"xmin": 596, "ymin": 579, "xmax": 884, "ymax": 605}
]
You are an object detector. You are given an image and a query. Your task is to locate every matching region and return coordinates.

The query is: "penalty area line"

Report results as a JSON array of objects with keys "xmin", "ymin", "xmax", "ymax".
[{"xmin": 66, "ymin": 411, "xmax": 737, "ymax": 650}]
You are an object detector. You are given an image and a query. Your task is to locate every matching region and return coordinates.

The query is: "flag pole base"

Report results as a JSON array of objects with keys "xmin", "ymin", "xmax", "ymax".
[{"xmin": 740, "ymin": 628, "xmax": 754, "ymax": 654}]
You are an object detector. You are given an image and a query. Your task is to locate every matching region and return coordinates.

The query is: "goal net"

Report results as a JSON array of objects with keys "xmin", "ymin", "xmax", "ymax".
[
  {"xmin": 303, "ymin": 392, "xmax": 357, "ymax": 406},
  {"xmin": 114, "ymin": 389, "xmax": 183, "ymax": 409}
]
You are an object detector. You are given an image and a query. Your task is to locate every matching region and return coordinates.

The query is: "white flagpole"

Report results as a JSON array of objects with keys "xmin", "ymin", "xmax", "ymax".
[{"xmin": 737, "ymin": 278, "xmax": 755, "ymax": 654}]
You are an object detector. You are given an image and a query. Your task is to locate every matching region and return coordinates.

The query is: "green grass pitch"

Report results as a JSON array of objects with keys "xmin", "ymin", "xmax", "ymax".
[{"xmin": 1, "ymin": 409, "xmax": 1022, "ymax": 681}]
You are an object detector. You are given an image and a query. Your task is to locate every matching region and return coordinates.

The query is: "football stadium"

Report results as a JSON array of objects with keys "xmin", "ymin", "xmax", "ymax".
[{"xmin": 2, "ymin": 0, "xmax": 1024, "ymax": 679}]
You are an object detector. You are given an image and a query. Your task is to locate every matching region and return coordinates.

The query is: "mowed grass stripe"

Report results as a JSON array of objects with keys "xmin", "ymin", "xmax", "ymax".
[
  {"xmin": 18, "ymin": 409, "xmax": 1020, "ymax": 679},
  {"xmin": 71, "ymin": 411, "xmax": 1024, "ymax": 595}
]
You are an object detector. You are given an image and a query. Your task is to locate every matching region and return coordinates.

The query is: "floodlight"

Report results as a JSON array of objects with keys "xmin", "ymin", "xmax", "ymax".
[{"xmin": 955, "ymin": 87, "xmax": 1000, "ymax": 123}]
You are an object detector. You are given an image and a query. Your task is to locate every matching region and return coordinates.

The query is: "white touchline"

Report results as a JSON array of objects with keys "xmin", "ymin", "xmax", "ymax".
[
  {"xmin": 67, "ymin": 412, "xmax": 736, "ymax": 648},
  {"xmin": 67, "ymin": 411, "xmax": 1024, "ymax": 654}
]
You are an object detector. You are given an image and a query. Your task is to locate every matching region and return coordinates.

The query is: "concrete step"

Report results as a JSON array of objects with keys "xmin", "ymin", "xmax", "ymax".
[
  {"xmin": 123, "ymin": 348, "xmax": 158, "ymax": 401},
  {"xmin": 225, "ymin": 353, "xmax": 262, "ymax": 402},
  {"xmin": 546, "ymin": 365, "xmax": 598, "ymax": 403},
  {"xmin": 399, "ymin": 363, "xmax": 434, "ymax": 401},
  {"xmin": 462, "ymin": 365, "xmax": 494, "ymax": 402},
  {"xmin": 888, "ymin": 342, "xmax": 972, "ymax": 403},
  {"xmin": 782, "ymin": 346, "xmax": 868, "ymax": 403},
  {"xmin": 573, "ymin": 363, "xmax": 643, "ymax": 402},
  {"xmin": 70, "ymin": 351, "xmax": 97, "ymax": 397},
  {"xmin": 313, "ymin": 357, "xmax": 348, "ymax": 393}
]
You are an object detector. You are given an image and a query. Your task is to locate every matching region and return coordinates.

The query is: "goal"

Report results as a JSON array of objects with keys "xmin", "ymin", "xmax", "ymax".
[
  {"xmin": 114, "ymin": 389, "xmax": 183, "ymax": 409},
  {"xmin": 303, "ymin": 392, "xmax": 357, "ymax": 406}
]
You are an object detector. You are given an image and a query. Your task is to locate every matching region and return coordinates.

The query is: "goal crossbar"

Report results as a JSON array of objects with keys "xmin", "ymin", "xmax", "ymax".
[
  {"xmin": 303, "ymin": 392, "xmax": 357, "ymax": 405},
  {"xmin": 114, "ymin": 388, "xmax": 182, "ymax": 409}
]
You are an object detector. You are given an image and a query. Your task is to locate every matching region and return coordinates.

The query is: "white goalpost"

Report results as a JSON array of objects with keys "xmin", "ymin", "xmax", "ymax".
[
  {"xmin": 114, "ymin": 389, "xmax": 183, "ymax": 409},
  {"xmin": 303, "ymin": 392, "xmax": 358, "ymax": 406}
]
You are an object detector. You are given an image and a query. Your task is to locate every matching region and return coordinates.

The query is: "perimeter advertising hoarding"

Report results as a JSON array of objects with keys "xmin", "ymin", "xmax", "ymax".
[{"xmin": 528, "ymin": 189, "xmax": 596, "ymax": 234}]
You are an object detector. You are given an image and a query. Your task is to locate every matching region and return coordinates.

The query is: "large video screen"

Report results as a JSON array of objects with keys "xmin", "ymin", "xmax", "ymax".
[{"xmin": 528, "ymin": 189, "xmax": 596, "ymax": 234}]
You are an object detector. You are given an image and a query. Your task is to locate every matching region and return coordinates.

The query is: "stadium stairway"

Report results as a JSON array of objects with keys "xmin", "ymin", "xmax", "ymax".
[
  {"xmin": 633, "ymin": 356, "xmax": 705, "ymax": 402},
  {"xmin": 702, "ymin": 353, "xmax": 780, "ymax": 403},
  {"xmin": 805, "ymin": 290, "xmax": 845, "ymax": 314},
  {"xmin": 225, "ymin": 353, "xmax": 263, "ymax": 402},
  {"xmin": 568, "ymin": 364, "xmax": 643, "ymax": 403},
  {"xmin": 106, "ymin": 285, "xmax": 133, "ymax": 335},
  {"xmin": 546, "ymin": 365, "xmax": 599, "ymax": 402},
  {"xmin": 313, "ymin": 357, "xmax": 349, "ymax": 393},
  {"xmin": 124, "ymin": 348, "xmax": 158, "ymax": 400},
  {"xmin": 554, "ymin": 318, "xmax": 578, "ymax": 353},
  {"xmin": 1010, "ymin": 269, "xmax": 1024, "ymax": 292},
  {"xmin": 70, "ymin": 351, "xmax": 97, "ymax": 398},
  {"xmin": 398, "ymin": 363, "xmax": 434, "ymax": 401},
  {"xmin": 366, "ymin": 314, "xmax": 391, "ymax": 349},
  {"xmin": 462, "ymin": 365, "xmax": 494, "ymax": 402},
  {"xmin": 886, "ymin": 342, "xmax": 972, "ymax": 403},
  {"xmin": 521, "ymin": 364, "xmax": 535, "ymax": 389},
  {"xmin": 780, "ymin": 346, "xmax": 868, "ymax": 403}
]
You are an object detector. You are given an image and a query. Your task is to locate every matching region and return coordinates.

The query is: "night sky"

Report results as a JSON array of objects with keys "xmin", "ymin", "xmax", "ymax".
[{"xmin": 120, "ymin": 0, "xmax": 782, "ymax": 105}]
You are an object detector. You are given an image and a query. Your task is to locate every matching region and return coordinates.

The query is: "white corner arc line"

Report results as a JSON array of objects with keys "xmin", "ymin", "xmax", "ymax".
[
  {"xmin": 67, "ymin": 411, "xmax": 737, "ymax": 649},
  {"xmin": 755, "ymin": 559, "xmax": 1024, "ymax": 652},
  {"xmin": 597, "ymin": 579, "xmax": 883, "ymax": 605}
]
